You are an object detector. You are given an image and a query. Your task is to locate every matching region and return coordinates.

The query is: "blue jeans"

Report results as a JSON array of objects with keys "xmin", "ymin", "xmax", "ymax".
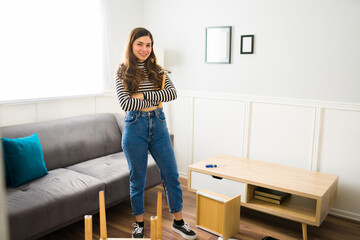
[{"xmin": 122, "ymin": 108, "xmax": 183, "ymax": 216}]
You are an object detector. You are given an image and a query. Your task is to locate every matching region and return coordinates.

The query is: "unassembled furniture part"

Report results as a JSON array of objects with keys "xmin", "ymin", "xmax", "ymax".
[
  {"xmin": 84, "ymin": 191, "xmax": 162, "ymax": 240},
  {"xmin": 196, "ymin": 189, "xmax": 240, "ymax": 240}
]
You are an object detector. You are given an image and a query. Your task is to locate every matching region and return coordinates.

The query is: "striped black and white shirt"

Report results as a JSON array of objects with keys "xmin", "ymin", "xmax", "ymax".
[{"xmin": 115, "ymin": 62, "xmax": 177, "ymax": 111}]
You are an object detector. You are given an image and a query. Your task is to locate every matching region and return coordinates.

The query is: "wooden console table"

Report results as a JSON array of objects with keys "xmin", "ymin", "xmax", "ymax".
[{"xmin": 188, "ymin": 154, "xmax": 338, "ymax": 240}]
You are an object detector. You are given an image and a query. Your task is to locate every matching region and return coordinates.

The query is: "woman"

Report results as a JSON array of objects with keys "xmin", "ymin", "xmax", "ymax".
[{"xmin": 115, "ymin": 27, "xmax": 197, "ymax": 239}]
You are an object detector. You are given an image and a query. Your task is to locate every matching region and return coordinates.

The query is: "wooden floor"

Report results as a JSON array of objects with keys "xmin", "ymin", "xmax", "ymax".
[{"xmin": 39, "ymin": 178, "xmax": 360, "ymax": 240}]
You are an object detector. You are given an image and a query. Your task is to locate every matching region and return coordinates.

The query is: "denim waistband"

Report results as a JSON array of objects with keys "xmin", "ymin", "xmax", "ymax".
[{"xmin": 126, "ymin": 107, "xmax": 163, "ymax": 117}]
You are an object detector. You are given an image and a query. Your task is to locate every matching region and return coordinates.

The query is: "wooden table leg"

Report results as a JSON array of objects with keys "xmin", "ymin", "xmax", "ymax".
[
  {"xmin": 157, "ymin": 191, "xmax": 162, "ymax": 240},
  {"xmin": 301, "ymin": 223, "xmax": 307, "ymax": 240},
  {"xmin": 99, "ymin": 191, "xmax": 107, "ymax": 240},
  {"xmin": 151, "ymin": 216, "xmax": 158, "ymax": 240},
  {"xmin": 84, "ymin": 215, "xmax": 92, "ymax": 240}
]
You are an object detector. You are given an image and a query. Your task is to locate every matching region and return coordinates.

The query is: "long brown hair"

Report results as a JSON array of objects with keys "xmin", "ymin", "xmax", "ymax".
[{"xmin": 117, "ymin": 27, "xmax": 163, "ymax": 94}]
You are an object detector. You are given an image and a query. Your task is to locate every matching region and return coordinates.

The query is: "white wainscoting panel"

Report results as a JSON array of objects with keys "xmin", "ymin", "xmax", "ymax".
[
  {"xmin": 318, "ymin": 108, "xmax": 360, "ymax": 220},
  {"xmin": 166, "ymin": 91, "xmax": 360, "ymax": 221},
  {"xmin": 37, "ymin": 97, "xmax": 96, "ymax": 122},
  {"xmin": 0, "ymin": 94, "xmax": 123, "ymax": 127},
  {"xmin": 248, "ymin": 102, "xmax": 315, "ymax": 170},
  {"xmin": 95, "ymin": 95, "xmax": 122, "ymax": 114},
  {"xmin": 166, "ymin": 96, "xmax": 193, "ymax": 176},
  {"xmin": 193, "ymin": 97, "xmax": 245, "ymax": 164},
  {"xmin": 0, "ymin": 103, "xmax": 38, "ymax": 127}
]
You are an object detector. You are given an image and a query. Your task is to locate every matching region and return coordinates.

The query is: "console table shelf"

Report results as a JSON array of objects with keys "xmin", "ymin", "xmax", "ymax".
[
  {"xmin": 245, "ymin": 197, "xmax": 316, "ymax": 224},
  {"xmin": 188, "ymin": 154, "xmax": 338, "ymax": 240}
]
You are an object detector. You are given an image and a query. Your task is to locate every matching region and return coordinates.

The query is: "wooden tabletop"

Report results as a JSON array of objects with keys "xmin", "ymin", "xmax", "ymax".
[{"xmin": 188, "ymin": 154, "xmax": 339, "ymax": 199}]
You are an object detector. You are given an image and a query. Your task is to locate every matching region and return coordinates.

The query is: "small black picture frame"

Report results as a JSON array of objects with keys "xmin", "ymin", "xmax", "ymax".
[{"xmin": 240, "ymin": 35, "xmax": 254, "ymax": 54}]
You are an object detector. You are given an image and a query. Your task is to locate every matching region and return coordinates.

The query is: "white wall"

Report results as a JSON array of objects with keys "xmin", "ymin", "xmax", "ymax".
[
  {"xmin": 318, "ymin": 108, "xmax": 360, "ymax": 219},
  {"xmin": 103, "ymin": 0, "xmax": 144, "ymax": 90},
  {"xmin": 143, "ymin": 0, "xmax": 360, "ymax": 103},
  {"xmin": 1, "ymin": 0, "xmax": 359, "ymax": 224},
  {"xmin": 143, "ymin": 0, "xmax": 360, "ymax": 221}
]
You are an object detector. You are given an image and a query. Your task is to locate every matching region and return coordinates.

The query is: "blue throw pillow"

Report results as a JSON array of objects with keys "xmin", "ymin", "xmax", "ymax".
[
  {"xmin": 2, "ymin": 133, "xmax": 48, "ymax": 188},
  {"xmin": 5, "ymin": 163, "xmax": 10, "ymax": 186},
  {"xmin": 1, "ymin": 146, "xmax": 11, "ymax": 186}
]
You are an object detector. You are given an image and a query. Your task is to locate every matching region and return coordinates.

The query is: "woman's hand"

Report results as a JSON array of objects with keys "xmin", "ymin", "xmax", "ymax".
[{"xmin": 131, "ymin": 93, "xmax": 144, "ymax": 100}]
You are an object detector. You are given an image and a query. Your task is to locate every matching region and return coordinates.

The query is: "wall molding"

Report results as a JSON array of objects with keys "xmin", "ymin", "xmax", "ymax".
[
  {"xmin": 188, "ymin": 96, "xmax": 195, "ymax": 172},
  {"xmin": 310, "ymin": 107, "xmax": 322, "ymax": 171},
  {"xmin": 176, "ymin": 90, "xmax": 360, "ymax": 169},
  {"xmin": 178, "ymin": 90, "xmax": 360, "ymax": 112},
  {"xmin": 173, "ymin": 90, "xmax": 360, "ymax": 222},
  {"xmin": 242, "ymin": 101, "xmax": 252, "ymax": 159},
  {"xmin": 330, "ymin": 208, "xmax": 360, "ymax": 222},
  {"xmin": 0, "ymin": 92, "xmax": 107, "ymax": 106},
  {"xmin": 0, "ymin": 92, "xmax": 120, "ymax": 127}
]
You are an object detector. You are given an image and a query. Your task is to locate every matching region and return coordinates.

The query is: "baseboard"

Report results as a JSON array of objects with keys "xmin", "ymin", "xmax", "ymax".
[
  {"xmin": 179, "ymin": 172, "xmax": 188, "ymax": 179},
  {"xmin": 330, "ymin": 208, "xmax": 360, "ymax": 222}
]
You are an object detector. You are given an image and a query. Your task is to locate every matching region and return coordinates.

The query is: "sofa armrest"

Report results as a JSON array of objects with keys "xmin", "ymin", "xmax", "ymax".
[{"xmin": 114, "ymin": 113, "xmax": 125, "ymax": 134}]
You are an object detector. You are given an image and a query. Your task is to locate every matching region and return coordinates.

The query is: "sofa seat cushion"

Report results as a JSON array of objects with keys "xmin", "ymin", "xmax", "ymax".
[
  {"xmin": 66, "ymin": 152, "xmax": 161, "ymax": 205},
  {"xmin": 7, "ymin": 168, "xmax": 105, "ymax": 240}
]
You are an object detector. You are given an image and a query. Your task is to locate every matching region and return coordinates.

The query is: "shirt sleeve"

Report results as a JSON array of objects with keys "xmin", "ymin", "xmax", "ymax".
[
  {"xmin": 143, "ymin": 74, "xmax": 177, "ymax": 102},
  {"xmin": 115, "ymin": 77, "xmax": 157, "ymax": 111}
]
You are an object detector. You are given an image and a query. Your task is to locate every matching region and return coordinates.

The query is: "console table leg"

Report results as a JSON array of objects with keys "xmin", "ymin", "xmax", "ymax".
[{"xmin": 301, "ymin": 223, "xmax": 307, "ymax": 240}]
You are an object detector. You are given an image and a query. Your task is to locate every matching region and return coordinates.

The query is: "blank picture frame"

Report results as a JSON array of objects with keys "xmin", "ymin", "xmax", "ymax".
[
  {"xmin": 240, "ymin": 35, "xmax": 254, "ymax": 54},
  {"xmin": 205, "ymin": 26, "xmax": 232, "ymax": 64}
]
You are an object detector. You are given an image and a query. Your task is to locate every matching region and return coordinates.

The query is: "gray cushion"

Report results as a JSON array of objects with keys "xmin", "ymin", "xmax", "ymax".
[
  {"xmin": 66, "ymin": 152, "xmax": 161, "ymax": 205},
  {"xmin": 1, "ymin": 113, "xmax": 122, "ymax": 170},
  {"xmin": 7, "ymin": 168, "xmax": 105, "ymax": 240}
]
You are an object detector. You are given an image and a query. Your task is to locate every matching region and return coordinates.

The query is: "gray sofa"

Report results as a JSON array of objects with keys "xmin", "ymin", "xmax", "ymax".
[{"xmin": 1, "ymin": 113, "xmax": 162, "ymax": 240}]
